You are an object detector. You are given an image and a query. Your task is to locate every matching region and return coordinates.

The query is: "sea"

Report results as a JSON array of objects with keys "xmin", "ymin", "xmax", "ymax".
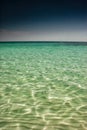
[{"xmin": 0, "ymin": 42, "xmax": 87, "ymax": 130}]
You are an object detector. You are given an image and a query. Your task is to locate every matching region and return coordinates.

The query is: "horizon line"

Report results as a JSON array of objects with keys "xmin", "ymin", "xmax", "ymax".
[{"xmin": 0, "ymin": 41, "xmax": 87, "ymax": 43}]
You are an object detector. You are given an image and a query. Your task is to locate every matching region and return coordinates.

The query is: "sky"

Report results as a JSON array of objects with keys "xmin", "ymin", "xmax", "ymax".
[{"xmin": 0, "ymin": 0, "xmax": 87, "ymax": 41}]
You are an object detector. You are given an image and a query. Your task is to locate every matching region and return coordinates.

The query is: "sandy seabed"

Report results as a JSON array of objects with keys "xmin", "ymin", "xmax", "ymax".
[{"xmin": 0, "ymin": 43, "xmax": 87, "ymax": 130}]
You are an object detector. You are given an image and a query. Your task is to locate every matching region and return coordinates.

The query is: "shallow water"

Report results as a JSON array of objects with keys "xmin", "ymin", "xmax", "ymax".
[{"xmin": 0, "ymin": 43, "xmax": 87, "ymax": 130}]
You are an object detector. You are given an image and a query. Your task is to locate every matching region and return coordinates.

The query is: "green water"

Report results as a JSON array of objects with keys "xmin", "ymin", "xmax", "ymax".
[{"xmin": 0, "ymin": 43, "xmax": 87, "ymax": 130}]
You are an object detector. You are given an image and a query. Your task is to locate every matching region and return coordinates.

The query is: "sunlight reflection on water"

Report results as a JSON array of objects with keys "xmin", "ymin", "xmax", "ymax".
[{"xmin": 0, "ymin": 43, "xmax": 87, "ymax": 130}]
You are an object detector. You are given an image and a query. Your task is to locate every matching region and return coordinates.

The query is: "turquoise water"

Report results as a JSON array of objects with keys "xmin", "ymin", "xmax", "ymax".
[{"xmin": 0, "ymin": 43, "xmax": 87, "ymax": 130}]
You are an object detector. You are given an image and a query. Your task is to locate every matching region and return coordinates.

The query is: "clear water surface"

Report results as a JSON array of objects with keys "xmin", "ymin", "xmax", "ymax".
[{"xmin": 0, "ymin": 42, "xmax": 87, "ymax": 130}]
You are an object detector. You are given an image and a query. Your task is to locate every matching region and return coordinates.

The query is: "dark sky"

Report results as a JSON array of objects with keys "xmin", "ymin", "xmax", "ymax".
[{"xmin": 0, "ymin": 0, "xmax": 87, "ymax": 41}]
